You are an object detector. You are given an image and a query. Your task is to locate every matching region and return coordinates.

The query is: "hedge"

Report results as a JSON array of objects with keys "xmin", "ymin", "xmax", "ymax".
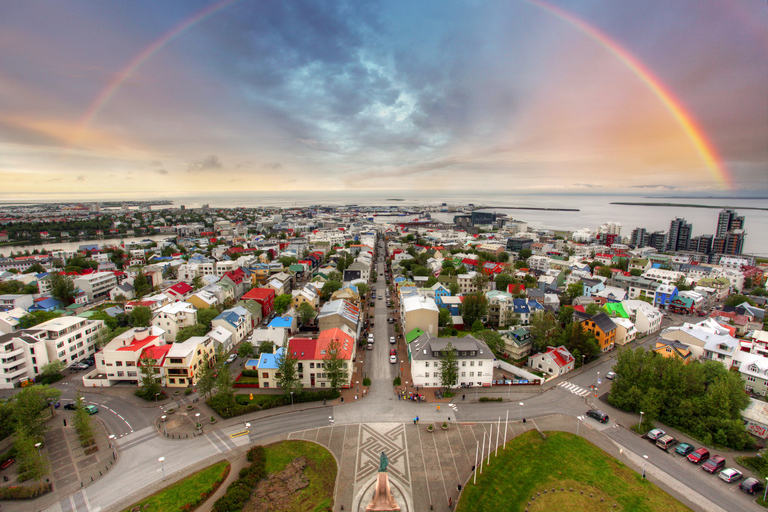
[
  {"xmin": 212, "ymin": 447, "xmax": 266, "ymax": 512},
  {"xmin": 208, "ymin": 389, "xmax": 339, "ymax": 419},
  {"xmin": 479, "ymin": 397, "xmax": 503, "ymax": 402},
  {"xmin": 241, "ymin": 370, "xmax": 260, "ymax": 378},
  {"xmin": 0, "ymin": 483, "xmax": 52, "ymax": 499}
]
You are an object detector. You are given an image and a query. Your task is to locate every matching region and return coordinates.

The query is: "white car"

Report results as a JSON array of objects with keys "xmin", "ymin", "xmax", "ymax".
[
  {"xmin": 389, "ymin": 355, "xmax": 397, "ymax": 364},
  {"xmin": 389, "ymin": 336, "xmax": 396, "ymax": 344},
  {"xmin": 719, "ymin": 468, "xmax": 742, "ymax": 483},
  {"xmin": 606, "ymin": 371, "xmax": 616, "ymax": 380},
  {"xmin": 225, "ymin": 354, "xmax": 237, "ymax": 364}
]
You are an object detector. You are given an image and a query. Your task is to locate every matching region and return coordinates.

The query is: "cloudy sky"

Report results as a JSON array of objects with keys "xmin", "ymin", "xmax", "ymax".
[{"xmin": 1, "ymin": 0, "xmax": 766, "ymax": 199}]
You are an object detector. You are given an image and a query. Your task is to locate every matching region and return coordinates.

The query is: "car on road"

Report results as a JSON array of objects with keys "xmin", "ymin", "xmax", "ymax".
[
  {"xmin": 740, "ymin": 477, "xmax": 765, "ymax": 495},
  {"xmin": 69, "ymin": 364, "xmax": 82, "ymax": 371},
  {"xmin": 702, "ymin": 455, "xmax": 726, "ymax": 473},
  {"xmin": 719, "ymin": 468, "xmax": 742, "ymax": 483},
  {"xmin": 389, "ymin": 336, "xmax": 395, "ymax": 344},
  {"xmin": 48, "ymin": 400, "xmax": 60, "ymax": 409},
  {"xmin": 389, "ymin": 355, "xmax": 397, "ymax": 364},
  {"xmin": 225, "ymin": 354, "xmax": 237, "ymax": 364},
  {"xmin": 63, "ymin": 402, "xmax": 79, "ymax": 410},
  {"xmin": 378, "ymin": 296, "xmax": 382, "ymax": 300},
  {"xmin": 372, "ymin": 293, "xmax": 376, "ymax": 298},
  {"xmin": 84, "ymin": 405, "xmax": 99, "ymax": 415},
  {"xmin": 388, "ymin": 318, "xmax": 394, "ymax": 324},
  {"xmin": 656, "ymin": 435, "xmax": 677, "ymax": 451},
  {"xmin": 645, "ymin": 428, "xmax": 665, "ymax": 441},
  {"xmin": 77, "ymin": 362, "xmax": 90, "ymax": 370},
  {"xmin": 389, "ymin": 348, "xmax": 396, "ymax": 356},
  {"xmin": 687, "ymin": 448, "xmax": 710, "ymax": 464},
  {"xmin": 586, "ymin": 410, "xmax": 608, "ymax": 423},
  {"xmin": 606, "ymin": 371, "xmax": 616, "ymax": 380},
  {"xmin": 675, "ymin": 443, "xmax": 694, "ymax": 456}
]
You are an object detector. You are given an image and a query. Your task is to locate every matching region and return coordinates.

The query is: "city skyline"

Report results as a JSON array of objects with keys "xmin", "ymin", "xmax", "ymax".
[{"xmin": 1, "ymin": 0, "xmax": 766, "ymax": 198}]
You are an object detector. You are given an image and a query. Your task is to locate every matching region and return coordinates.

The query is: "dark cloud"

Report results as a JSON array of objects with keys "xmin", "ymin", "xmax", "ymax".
[
  {"xmin": 630, "ymin": 185, "xmax": 678, "ymax": 190},
  {"xmin": 188, "ymin": 155, "xmax": 223, "ymax": 173},
  {"xmin": 76, "ymin": 176, "xmax": 85, "ymax": 181},
  {"xmin": 154, "ymin": 169, "xmax": 168, "ymax": 175},
  {"xmin": 263, "ymin": 162, "xmax": 282, "ymax": 169}
]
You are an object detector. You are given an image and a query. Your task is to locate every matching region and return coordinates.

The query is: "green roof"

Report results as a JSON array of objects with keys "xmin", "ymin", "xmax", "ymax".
[
  {"xmin": 603, "ymin": 302, "xmax": 629, "ymax": 318},
  {"xmin": 289, "ymin": 264, "xmax": 304, "ymax": 272},
  {"xmin": 405, "ymin": 328, "xmax": 425, "ymax": 344}
]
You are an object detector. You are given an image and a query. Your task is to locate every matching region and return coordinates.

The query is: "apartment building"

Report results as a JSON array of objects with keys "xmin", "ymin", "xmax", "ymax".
[
  {"xmin": 73, "ymin": 271, "xmax": 118, "ymax": 302},
  {"xmin": 164, "ymin": 335, "xmax": 215, "ymax": 387},
  {"xmin": 151, "ymin": 302, "xmax": 197, "ymax": 342}
]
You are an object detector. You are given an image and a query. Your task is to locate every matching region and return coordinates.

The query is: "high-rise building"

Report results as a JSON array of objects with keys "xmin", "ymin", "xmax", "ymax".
[
  {"xmin": 667, "ymin": 218, "xmax": 692, "ymax": 252},
  {"xmin": 725, "ymin": 230, "xmax": 746, "ymax": 255},
  {"xmin": 629, "ymin": 228, "xmax": 649, "ymax": 248},
  {"xmin": 597, "ymin": 221, "xmax": 622, "ymax": 236},
  {"xmin": 688, "ymin": 234, "xmax": 713, "ymax": 254},
  {"xmin": 716, "ymin": 209, "xmax": 745, "ymax": 237},
  {"xmin": 649, "ymin": 231, "xmax": 667, "ymax": 252}
]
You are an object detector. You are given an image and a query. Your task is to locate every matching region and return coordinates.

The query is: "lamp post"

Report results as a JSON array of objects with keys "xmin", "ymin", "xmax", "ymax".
[
  {"xmin": 155, "ymin": 392, "xmax": 160, "ymax": 406},
  {"xmin": 764, "ymin": 477, "xmax": 768, "ymax": 501},
  {"xmin": 158, "ymin": 457, "xmax": 165, "ymax": 481},
  {"xmin": 640, "ymin": 411, "xmax": 644, "ymax": 431},
  {"xmin": 581, "ymin": 354, "xmax": 585, "ymax": 368},
  {"xmin": 576, "ymin": 415, "xmax": 584, "ymax": 436},
  {"xmin": 108, "ymin": 434, "xmax": 115, "ymax": 454},
  {"xmin": 195, "ymin": 413, "xmax": 201, "ymax": 434},
  {"xmin": 34, "ymin": 442, "xmax": 42, "ymax": 459},
  {"xmin": 642, "ymin": 455, "xmax": 648, "ymax": 479},
  {"xmin": 161, "ymin": 415, "xmax": 167, "ymax": 436},
  {"xmin": 518, "ymin": 402, "xmax": 524, "ymax": 422},
  {"xmin": 290, "ymin": 391, "xmax": 294, "ymax": 410}
]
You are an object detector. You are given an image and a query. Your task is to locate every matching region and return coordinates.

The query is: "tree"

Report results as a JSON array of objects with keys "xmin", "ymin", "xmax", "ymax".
[
  {"xmin": 585, "ymin": 303, "xmax": 600, "ymax": 315},
  {"xmin": 133, "ymin": 271, "xmax": 151, "ymax": 298},
  {"xmin": 321, "ymin": 280, "xmax": 342, "ymax": 299},
  {"xmin": 597, "ymin": 266, "xmax": 613, "ymax": 278},
  {"xmin": 474, "ymin": 330, "xmax": 505, "ymax": 357},
  {"xmin": 214, "ymin": 345, "xmax": 235, "ymax": 398},
  {"xmin": 724, "ymin": 294, "xmax": 756, "ymax": 307},
  {"xmin": 356, "ymin": 283, "xmax": 370, "ymax": 296},
  {"xmin": 448, "ymin": 282, "xmax": 460, "ymax": 296},
  {"xmin": 138, "ymin": 354, "xmax": 162, "ymax": 399},
  {"xmin": 471, "ymin": 319, "xmax": 484, "ymax": 332},
  {"xmin": 197, "ymin": 307, "xmax": 220, "ymax": 328},
  {"xmin": 494, "ymin": 273, "xmax": 517, "ymax": 292},
  {"xmin": 323, "ymin": 339, "xmax": 347, "ymax": 391},
  {"xmin": 24, "ymin": 263, "xmax": 45, "ymax": 274},
  {"xmin": 39, "ymin": 360, "xmax": 65, "ymax": 380},
  {"xmin": 327, "ymin": 271, "xmax": 342, "ymax": 283},
  {"xmin": 195, "ymin": 351, "xmax": 217, "ymax": 399},
  {"xmin": 425, "ymin": 276, "xmax": 438, "ymax": 288},
  {"xmin": 50, "ymin": 273, "xmax": 76, "ymax": 305},
  {"xmin": 238, "ymin": 341, "xmax": 254, "ymax": 359},
  {"xmin": 298, "ymin": 302, "xmax": 317, "ymax": 325},
  {"xmin": 439, "ymin": 342, "xmax": 458, "ymax": 389},
  {"xmin": 501, "ymin": 310, "xmax": 520, "ymax": 329},
  {"xmin": 438, "ymin": 308, "xmax": 453, "ymax": 328},
  {"xmin": 274, "ymin": 294, "xmax": 292, "ymax": 315},
  {"xmin": 259, "ymin": 341, "xmax": 275, "ymax": 355},
  {"xmin": 498, "ymin": 251, "xmax": 510, "ymax": 263},
  {"xmin": 176, "ymin": 324, "xmax": 209, "ymax": 342},
  {"xmin": 17, "ymin": 311, "xmax": 61, "ymax": 329},
  {"xmin": 14, "ymin": 425, "xmax": 50, "ymax": 483},
  {"xmin": 72, "ymin": 391, "xmax": 94, "ymax": 446},
  {"xmin": 518, "ymin": 249, "xmax": 532, "ymax": 260},
  {"xmin": 564, "ymin": 282, "xmax": 584, "ymax": 305},
  {"xmin": 276, "ymin": 345, "xmax": 302, "ymax": 397},
  {"xmin": 630, "ymin": 269, "xmax": 643, "ymax": 277},
  {"xmin": 130, "ymin": 306, "xmax": 152, "ymax": 327},
  {"xmin": 192, "ymin": 275, "xmax": 204, "ymax": 290},
  {"xmin": 529, "ymin": 310, "xmax": 558, "ymax": 353},
  {"xmin": 11, "ymin": 384, "xmax": 61, "ymax": 439},
  {"xmin": 459, "ymin": 292, "xmax": 488, "ymax": 327}
]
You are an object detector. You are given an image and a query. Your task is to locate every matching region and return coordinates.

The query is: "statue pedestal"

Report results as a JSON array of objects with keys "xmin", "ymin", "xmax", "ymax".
[{"xmin": 365, "ymin": 471, "xmax": 401, "ymax": 512}]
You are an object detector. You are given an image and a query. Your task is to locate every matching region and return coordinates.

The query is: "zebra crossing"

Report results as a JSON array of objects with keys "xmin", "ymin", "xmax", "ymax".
[{"xmin": 557, "ymin": 381, "xmax": 591, "ymax": 397}]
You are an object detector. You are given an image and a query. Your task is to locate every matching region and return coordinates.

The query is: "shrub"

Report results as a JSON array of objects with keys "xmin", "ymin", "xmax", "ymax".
[
  {"xmin": 241, "ymin": 369, "xmax": 260, "ymax": 378},
  {"xmin": 36, "ymin": 373, "xmax": 64, "ymax": 385},
  {"xmin": 208, "ymin": 390, "xmax": 340, "ymax": 419},
  {"xmin": 393, "ymin": 377, "xmax": 401, "ymax": 386},
  {"xmin": 0, "ymin": 483, "xmax": 52, "ymax": 499},
  {"xmin": 479, "ymin": 397, "xmax": 503, "ymax": 402},
  {"xmin": 363, "ymin": 377, "xmax": 371, "ymax": 386},
  {"xmin": 212, "ymin": 447, "xmax": 266, "ymax": 512},
  {"xmin": 184, "ymin": 389, "xmax": 193, "ymax": 396}
]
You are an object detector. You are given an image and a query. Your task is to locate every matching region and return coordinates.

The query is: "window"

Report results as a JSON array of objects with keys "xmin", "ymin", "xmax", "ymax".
[
  {"xmin": 469, "ymin": 372, "xmax": 474, "ymax": 377},
  {"xmin": 425, "ymin": 372, "xmax": 430, "ymax": 378},
  {"xmin": 116, "ymin": 361, "xmax": 123, "ymax": 367},
  {"xmin": 262, "ymin": 372, "xmax": 269, "ymax": 378},
  {"xmin": 470, "ymin": 361, "xmax": 475, "ymax": 367},
  {"xmin": 425, "ymin": 362, "xmax": 429, "ymax": 368},
  {"xmin": 462, "ymin": 361, "xmax": 466, "ymax": 367},
  {"xmin": 461, "ymin": 372, "xmax": 466, "ymax": 377},
  {"xmin": 478, "ymin": 361, "xmax": 483, "ymax": 367},
  {"xmin": 310, "ymin": 362, "xmax": 315, "ymax": 368}
]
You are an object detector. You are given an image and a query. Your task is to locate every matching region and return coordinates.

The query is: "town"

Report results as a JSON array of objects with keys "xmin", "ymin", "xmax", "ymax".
[{"xmin": 0, "ymin": 201, "xmax": 766, "ymax": 512}]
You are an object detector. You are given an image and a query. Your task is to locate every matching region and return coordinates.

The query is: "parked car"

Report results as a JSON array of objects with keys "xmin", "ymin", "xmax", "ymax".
[
  {"xmin": 389, "ymin": 355, "xmax": 397, "ymax": 364},
  {"xmin": 389, "ymin": 349, "xmax": 396, "ymax": 356},
  {"xmin": 84, "ymin": 405, "xmax": 99, "ymax": 415},
  {"xmin": 606, "ymin": 371, "xmax": 616, "ymax": 380},
  {"xmin": 740, "ymin": 477, "xmax": 765, "ymax": 495},
  {"xmin": 77, "ymin": 362, "xmax": 90, "ymax": 370},
  {"xmin": 586, "ymin": 410, "xmax": 608, "ymax": 423},
  {"xmin": 645, "ymin": 429, "xmax": 665, "ymax": 441},
  {"xmin": 687, "ymin": 448, "xmax": 710, "ymax": 464},
  {"xmin": 48, "ymin": 400, "xmax": 60, "ymax": 409},
  {"xmin": 63, "ymin": 402, "xmax": 79, "ymax": 410},
  {"xmin": 367, "ymin": 343, "xmax": 374, "ymax": 350},
  {"xmin": 675, "ymin": 443, "xmax": 694, "ymax": 456},
  {"xmin": 388, "ymin": 318, "xmax": 394, "ymax": 324},
  {"xmin": 389, "ymin": 336, "xmax": 396, "ymax": 344},
  {"xmin": 0, "ymin": 458, "xmax": 14, "ymax": 470},
  {"xmin": 656, "ymin": 435, "xmax": 677, "ymax": 451},
  {"xmin": 719, "ymin": 468, "xmax": 742, "ymax": 483},
  {"xmin": 702, "ymin": 455, "xmax": 726, "ymax": 473},
  {"xmin": 69, "ymin": 364, "xmax": 81, "ymax": 371},
  {"xmin": 225, "ymin": 354, "xmax": 237, "ymax": 364}
]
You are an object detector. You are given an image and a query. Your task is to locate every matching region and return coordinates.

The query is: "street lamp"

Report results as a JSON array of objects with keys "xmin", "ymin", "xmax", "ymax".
[
  {"xmin": 34, "ymin": 442, "xmax": 42, "ymax": 459},
  {"xmin": 518, "ymin": 402, "xmax": 524, "ymax": 422},
  {"xmin": 155, "ymin": 392, "xmax": 160, "ymax": 406},
  {"xmin": 195, "ymin": 413, "xmax": 201, "ymax": 434},
  {"xmin": 161, "ymin": 415, "xmax": 167, "ymax": 436},
  {"xmin": 639, "ymin": 411, "xmax": 644, "ymax": 431},
  {"xmin": 764, "ymin": 477, "xmax": 768, "ymax": 502},
  {"xmin": 158, "ymin": 457, "xmax": 165, "ymax": 481},
  {"xmin": 642, "ymin": 455, "xmax": 648, "ymax": 479},
  {"xmin": 581, "ymin": 354, "xmax": 585, "ymax": 368},
  {"xmin": 245, "ymin": 422, "xmax": 250, "ymax": 432},
  {"xmin": 576, "ymin": 415, "xmax": 584, "ymax": 436},
  {"xmin": 290, "ymin": 391, "xmax": 294, "ymax": 410}
]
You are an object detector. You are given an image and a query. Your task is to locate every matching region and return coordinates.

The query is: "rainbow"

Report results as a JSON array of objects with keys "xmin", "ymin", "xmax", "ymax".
[
  {"xmin": 70, "ymin": 0, "xmax": 240, "ymax": 146},
  {"xmin": 523, "ymin": 0, "xmax": 732, "ymax": 189}
]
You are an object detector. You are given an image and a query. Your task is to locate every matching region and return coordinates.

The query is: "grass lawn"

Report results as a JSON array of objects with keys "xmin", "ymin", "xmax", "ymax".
[
  {"xmin": 236, "ymin": 376, "xmax": 260, "ymax": 384},
  {"xmin": 254, "ymin": 440, "xmax": 337, "ymax": 512},
  {"xmin": 120, "ymin": 460, "xmax": 230, "ymax": 512},
  {"xmin": 457, "ymin": 431, "xmax": 693, "ymax": 512}
]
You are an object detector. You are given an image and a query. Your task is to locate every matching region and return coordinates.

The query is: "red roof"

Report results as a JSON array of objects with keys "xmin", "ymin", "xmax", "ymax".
[
  {"xmin": 140, "ymin": 344, "xmax": 172, "ymax": 365},
  {"xmin": 288, "ymin": 338, "xmax": 317, "ymax": 360},
  {"xmin": 242, "ymin": 287, "xmax": 275, "ymax": 301},
  {"xmin": 547, "ymin": 346, "xmax": 574, "ymax": 368},
  {"xmin": 317, "ymin": 328, "xmax": 354, "ymax": 360},
  {"xmin": 117, "ymin": 336, "xmax": 159, "ymax": 352},
  {"xmin": 169, "ymin": 282, "xmax": 193, "ymax": 295},
  {"xmin": 573, "ymin": 305, "xmax": 586, "ymax": 313},
  {"xmin": 507, "ymin": 284, "xmax": 526, "ymax": 294}
]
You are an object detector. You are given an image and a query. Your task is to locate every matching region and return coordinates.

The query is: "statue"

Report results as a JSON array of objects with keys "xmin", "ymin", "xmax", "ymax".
[{"xmin": 379, "ymin": 451, "xmax": 389, "ymax": 472}]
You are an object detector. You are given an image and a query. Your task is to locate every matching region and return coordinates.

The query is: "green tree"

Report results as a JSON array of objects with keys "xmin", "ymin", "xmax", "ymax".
[
  {"xmin": 630, "ymin": 269, "xmax": 643, "ymax": 277},
  {"xmin": 356, "ymin": 283, "xmax": 370, "ymax": 296},
  {"xmin": 72, "ymin": 391, "xmax": 94, "ymax": 446},
  {"xmin": 24, "ymin": 263, "xmax": 45, "ymax": 274},
  {"xmin": 439, "ymin": 342, "xmax": 458, "ymax": 389},
  {"xmin": 529, "ymin": 310, "xmax": 558, "ymax": 353},
  {"xmin": 129, "ymin": 306, "xmax": 152, "ymax": 327},
  {"xmin": 214, "ymin": 345, "xmax": 235, "ymax": 398},
  {"xmin": 474, "ymin": 330, "xmax": 505, "ymax": 357},
  {"xmin": 321, "ymin": 280, "xmax": 342, "ymax": 299},
  {"xmin": 197, "ymin": 307, "xmax": 220, "ymax": 328},
  {"xmin": 275, "ymin": 345, "xmax": 302, "ymax": 397},
  {"xmin": 274, "ymin": 294, "xmax": 292, "ymax": 315},
  {"xmin": 518, "ymin": 249, "xmax": 532, "ymax": 260},
  {"xmin": 724, "ymin": 294, "xmax": 756, "ymax": 307},
  {"xmin": 494, "ymin": 273, "xmax": 517, "ymax": 292},
  {"xmin": 49, "ymin": 273, "xmax": 76, "ymax": 305},
  {"xmin": 448, "ymin": 282, "xmax": 460, "ymax": 296},
  {"xmin": 14, "ymin": 425, "xmax": 50, "ymax": 482},
  {"xmin": 258, "ymin": 341, "xmax": 275, "ymax": 355},
  {"xmin": 195, "ymin": 351, "xmax": 217, "ymax": 399},
  {"xmin": 425, "ymin": 276, "xmax": 438, "ymax": 288},
  {"xmin": 438, "ymin": 308, "xmax": 453, "ymax": 328},
  {"xmin": 298, "ymin": 302, "xmax": 317, "ymax": 325},
  {"xmin": 176, "ymin": 324, "xmax": 209, "ymax": 342},
  {"xmin": 471, "ymin": 319, "xmax": 484, "ymax": 332},
  {"xmin": 585, "ymin": 303, "xmax": 600, "ymax": 315},
  {"xmin": 39, "ymin": 360, "xmax": 65, "ymax": 380},
  {"xmin": 192, "ymin": 275, "xmax": 204, "ymax": 290},
  {"xmin": 597, "ymin": 266, "xmax": 613, "ymax": 278},
  {"xmin": 498, "ymin": 251, "xmax": 510, "ymax": 263},
  {"xmin": 323, "ymin": 338, "xmax": 347, "ymax": 391},
  {"xmin": 237, "ymin": 340, "xmax": 254, "ymax": 359},
  {"xmin": 17, "ymin": 311, "xmax": 61, "ymax": 329},
  {"xmin": 459, "ymin": 292, "xmax": 488, "ymax": 327},
  {"xmin": 137, "ymin": 354, "xmax": 162, "ymax": 399},
  {"xmin": 11, "ymin": 384, "xmax": 61, "ymax": 439},
  {"xmin": 564, "ymin": 282, "xmax": 584, "ymax": 305}
]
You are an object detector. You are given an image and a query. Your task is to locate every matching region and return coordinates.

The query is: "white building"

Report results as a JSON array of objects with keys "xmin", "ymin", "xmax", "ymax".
[
  {"xmin": 408, "ymin": 333, "xmax": 494, "ymax": 388},
  {"xmin": 86, "ymin": 326, "xmax": 167, "ymax": 387},
  {"xmin": 73, "ymin": 271, "xmax": 118, "ymax": 302},
  {"xmin": 151, "ymin": 302, "xmax": 197, "ymax": 342},
  {"xmin": 528, "ymin": 346, "xmax": 575, "ymax": 377},
  {"xmin": 0, "ymin": 331, "xmax": 51, "ymax": 388},
  {"xmin": 401, "ymin": 295, "xmax": 439, "ymax": 336}
]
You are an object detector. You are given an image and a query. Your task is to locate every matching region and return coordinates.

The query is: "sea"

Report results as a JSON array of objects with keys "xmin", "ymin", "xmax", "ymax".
[{"xmin": 4, "ymin": 190, "xmax": 767, "ymax": 257}]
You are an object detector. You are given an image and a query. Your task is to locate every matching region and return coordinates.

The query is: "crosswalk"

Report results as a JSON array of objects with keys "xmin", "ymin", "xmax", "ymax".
[{"xmin": 557, "ymin": 381, "xmax": 591, "ymax": 397}]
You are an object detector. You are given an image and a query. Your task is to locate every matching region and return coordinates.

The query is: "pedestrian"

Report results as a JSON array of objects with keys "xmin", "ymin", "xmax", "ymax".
[
  {"xmin": 437, "ymin": 405, "xmax": 440, "ymax": 412},
  {"xmin": 416, "ymin": 416, "xmax": 419, "ymax": 424},
  {"xmin": 458, "ymin": 484, "xmax": 462, "ymax": 492},
  {"xmin": 471, "ymin": 465, "xmax": 475, "ymax": 472},
  {"xmin": 448, "ymin": 497, "xmax": 453, "ymax": 508},
  {"xmin": 462, "ymin": 394, "xmax": 465, "ymax": 401},
  {"xmin": 413, "ymin": 417, "xmax": 417, "ymax": 425}
]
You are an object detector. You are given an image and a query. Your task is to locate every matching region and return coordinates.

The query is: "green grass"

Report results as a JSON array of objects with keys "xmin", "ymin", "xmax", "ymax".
[
  {"xmin": 457, "ymin": 431, "xmax": 693, "ymax": 512},
  {"xmin": 236, "ymin": 376, "xmax": 259, "ymax": 384},
  {"xmin": 252, "ymin": 440, "xmax": 336, "ymax": 512},
  {"xmin": 121, "ymin": 460, "xmax": 230, "ymax": 512}
]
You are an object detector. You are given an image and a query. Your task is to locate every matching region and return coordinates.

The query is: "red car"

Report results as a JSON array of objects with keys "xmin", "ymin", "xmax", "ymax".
[
  {"xmin": 702, "ymin": 455, "xmax": 726, "ymax": 473},
  {"xmin": 389, "ymin": 349, "xmax": 396, "ymax": 356},
  {"xmin": 687, "ymin": 448, "xmax": 710, "ymax": 464}
]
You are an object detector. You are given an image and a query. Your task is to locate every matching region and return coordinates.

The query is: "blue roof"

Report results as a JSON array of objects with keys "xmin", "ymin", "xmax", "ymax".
[
  {"xmin": 256, "ymin": 347, "xmax": 284, "ymax": 370},
  {"xmin": 268, "ymin": 316, "xmax": 294, "ymax": 328},
  {"xmin": 29, "ymin": 297, "xmax": 62, "ymax": 311}
]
